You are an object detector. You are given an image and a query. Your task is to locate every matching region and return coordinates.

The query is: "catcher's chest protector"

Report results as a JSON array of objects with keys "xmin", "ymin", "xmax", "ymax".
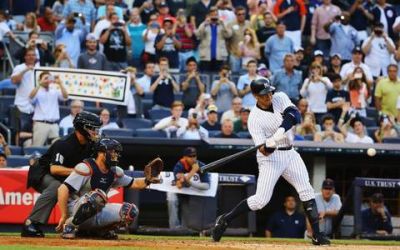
[{"xmin": 85, "ymin": 159, "xmax": 116, "ymax": 193}]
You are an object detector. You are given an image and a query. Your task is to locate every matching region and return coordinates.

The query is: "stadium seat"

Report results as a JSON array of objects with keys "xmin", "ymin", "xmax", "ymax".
[
  {"xmin": 24, "ymin": 146, "xmax": 49, "ymax": 156},
  {"xmin": 135, "ymin": 128, "xmax": 167, "ymax": 138},
  {"xmin": 360, "ymin": 117, "xmax": 377, "ymax": 127},
  {"xmin": 174, "ymin": 92, "xmax": 183, "ymax": 101},
  {"xmin": 208, "ymin": 130, "xmax": 221, "ymax": 138},
  {"xmin": 382, "ymin": 137, "xmax": 400, "ymax": 144},
  {"xmin": 237, "ymin": 131, "xmax": 251, "ymax": 138},
  {"xmin": 8, "ymin": 145, "xmax": 22, "ymax": 155},
  {"xmin": 7, "ymin": 155, "xmax": 30, "ymax": 167},
  {"xmin": 148, "ymin": 109, "xmax": 170, "ymax": 121},
  {"xmin": 303, "ymin": 134, "xmax": 314, "ymax": 141},
  {"xmin": 102, "ymin": 128, "xmax": 134, "ymax": 137},
  {"xmin": 59, "ymin": 105, "xmax": 70, "ymax": 119},
  {"xmin": 122, "ymin": 118, "xmax": 153, "ymax": 130},
  {"xmin": 0, "ymin": 96, "xmax": 15, "ymax": 117},
  {"xmin": 366, "ymin": 127, "xmax": 378, "ymax": 140},
  {"xmin": 366, "ymin": 107, "xmax": 378, "ymax": 119}
]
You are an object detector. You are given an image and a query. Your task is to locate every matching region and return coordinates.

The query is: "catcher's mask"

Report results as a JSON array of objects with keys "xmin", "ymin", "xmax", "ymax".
[
  {"xmin": 97, "ymin": 138, "xmax": 123, "ymax": 168},
  {"xmin": 73, "ymin": 111, "xmax": 102, "ymax": 143}
]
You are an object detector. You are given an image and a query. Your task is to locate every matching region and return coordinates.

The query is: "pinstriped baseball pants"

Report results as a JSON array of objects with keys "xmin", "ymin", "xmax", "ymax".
[{"xmin": 247, "ymin": 149, "xmax": 315, "ymax": 211}]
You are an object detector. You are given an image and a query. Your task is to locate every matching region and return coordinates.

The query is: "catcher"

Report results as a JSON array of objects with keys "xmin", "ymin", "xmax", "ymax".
[{"xmin": 57, "ymin": 138, "xmax": 163, "ymax": 239}]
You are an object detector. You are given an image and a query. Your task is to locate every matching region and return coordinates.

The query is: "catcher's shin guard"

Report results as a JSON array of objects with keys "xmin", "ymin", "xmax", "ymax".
[
  {"xmin": 120, "ymin": 202, "xmax": 139, "ymax": 224},
  {"xmin": 72, "ymin": 189, "xmax": 107, "ymax": 225}
]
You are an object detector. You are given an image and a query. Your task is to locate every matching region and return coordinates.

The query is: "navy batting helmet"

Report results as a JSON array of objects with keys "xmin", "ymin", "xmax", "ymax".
[{"xmin": 250, "ymin": 77, "xmax": 275, "ymax": 95}]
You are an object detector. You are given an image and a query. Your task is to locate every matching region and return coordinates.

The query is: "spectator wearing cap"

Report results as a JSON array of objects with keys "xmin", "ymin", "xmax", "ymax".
[
  {"xmin": 174, "ymin": 9, "xmax": 197, "ymax": 72},
  {"xmin": 62, "ymin": 0, "xmax": 96, "ymax": 30},
  {"xmin": 315, "ymin": 179, "xmax": 342, "ymax": 237},
  {"xmin": 77, "ymin": 33, "xmax": 107, "ymax": 70},
  {"xmin": 264, "ymin": 22, "xmax": 294, "ymax": 73},
  {"xmin": 362, "ymin": 22, "xmax": 396, "ymax": 78},
  {"xmin": 265, "ymin": 195, "xmax": 306, "ymax": 238},
  {"xmin": 326, "ymin": 74, "xmax": 350, "ymax": 123},
  {"xmin": 348, "ymin": 0, "xmax": 374, "ymax": 43},
  {"xmin": 180, "ymin": 57, "xmax": 206, "ymax": 109},
  {"xmin": 127, "ymin": 8, "xmax": 147, "ymax": 69},
  {"xmin": 293, "ymin": 47, "xmax": 309, "ymax": 78},
  {"xmin": 153, "ymin": 101, "xmax": 188, "ymax": 138},
  {"xmin": 362, "ymin": 193, "xmax": 393, "ymax": 236},
  {"xmin": 257, "ymin": 63, "xmax": 271, "ymax": 78},
  {"xmin": 189, "ymin": 0, "xmax": 217, "ymax": 28},
  {"xmin": 155, "ymin": 18, "xmax": 181, "ymax": 69},
  {"xmin": 371, "ymin": 0, "xmax": 398, "ymax": 41},
  {"xmin": 375, "ymin": 64, "xmax": 400, "ymax": 118},
  {"xmin": 314, "ymin": 114, "xmax": 344, "ymax": 142},
  {"xmin": 271, "ymin": 53, "xmax": 302, "ymax": 104},
  {"xmin": 233, "ymin": 107, "xmax": 250, "ymax": 133},
  {"xmin": 310, "ymin": 50, "xmax": 328, "ymax": 74},
  {"xmin": 211, "ymin": 65, "xmax": 238, "ymax": 112},
  {"xmin": 150, "ymin": 57, "xmax": 180, "ymax": 109},
  {"xmin": 273, "ymin": 0, "xmax": 306, "ymax": 48},
  {"xmin": 202, "ymin": 104, "xmax": 221, "ymax": 131},
  {"xmin": 310, "ymin": 0, "xmax": 341, "ymax": 58},
  {"xmin": 338, "ymin": 106, "xmax": 374, "ymax": 143},
  {"xmin": 137, "ymin": 62, "xmax": 156, "ymax": 93},
  {"xmin": 326, "ymin": 53, "xmax": 342, "ymax": 79},
  {"xmin": 237, "ymin": 60, "xmax": 259, "ymax": 107},
  {"xmin": 196, "ymin": 7, "xmax": 232, "ymax": 72},
  {"xmin": 55, "ymin": 15, "xmax": 88, "ymax": 66},
  {"xmin": 374, "ymin": 114, "xmax": 398, "ymax": 143},
  {"xmin": 100, "ymin": 12, "xmax": 131, "ymax": 71},
  {"xmin": 97, "ymin": 0, "xmax": 124, "ymax": 20},
  {"xmin": 177, "ymin": 110, "xmax": 209, "ymax": 140},
  {"xmin": 38, "ymin": 7, "xmax": 57, "ymax": 32},
  {"xmin": 226, "ymin": 6, "xmax": 251, "ymax": 73},
  {"xmin": 214, "ymin": 119, "xmax": 239, "ymax": 138},
  {"xmin": 0, "ymin": 152, "xmax": 7, "ymax": 168},
  {"xmin": 340, "ymin": 46, "xmax": 373, "ymax": 86},
  {"xmin": 157, "ymin": 2, "xmax": 177, "ymax": 25},
  {"xmin": 167, "ymin": 147, "xmax": 210, "ymax": 228},
  {"xmin": 59, "ymin": 100, "xmax": 84, "ymax": 136},
  {"xmin": 324, "ymin": 12, "xmax": 358, "ymax": 63}
]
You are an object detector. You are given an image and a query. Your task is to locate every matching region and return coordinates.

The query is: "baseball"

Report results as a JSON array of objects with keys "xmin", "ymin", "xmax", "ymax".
[{"xmin": 367, "ymin": 148, "xmax": 376, "ymax": 157}]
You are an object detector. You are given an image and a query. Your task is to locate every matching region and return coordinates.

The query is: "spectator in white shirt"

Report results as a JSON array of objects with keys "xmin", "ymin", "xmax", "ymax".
[
  {"xmin": 0, "ymin": 10, "xmax": 16, "ymax": 44},
  {"xmin": 153, "ymin": 101, "xmax": 188, "ymax": 138},
  {"xmin": 300, "ymin": 63, "xmax": 333, "ymax": 123},
  {"xmin": 136, "ymin": 62, "xmax": 156, "ymax": 93},
  {"xmin": 99, "ymin": 108, "xmax": 120, "ymax": 135},
  {"xmin": 237, "ymin": 60, "xmax": 259, "ymax": 107},
  {"xmin": 339, "ymin": 105, "xmax": 374, "ymax": 144},
  {"xmin": 177, "ymin": 110, "xmax": 209, "ymax": 140},
  {"xmin": 221, "ymin": 97, "xmax": 243, "ymax": 123},
  {"xmin": 59, "ymin": 100, "xmax": 84, "ymax": 136},
  {"xmin": 29, "ymin": 71, "xmax": 68, "ymax": 146},
  {"xmin": 340, "ymin": 46, "xmax": 373, "ymax": 86},
  {"xmin": 362, "ymin": 22, "xmax": 396, "ymax": 78}
]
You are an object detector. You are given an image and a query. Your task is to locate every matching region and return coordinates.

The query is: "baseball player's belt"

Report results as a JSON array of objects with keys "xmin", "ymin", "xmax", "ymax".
[{"xmin": 276, "ymin": 146, "xmax": 293, "ymax": 151}]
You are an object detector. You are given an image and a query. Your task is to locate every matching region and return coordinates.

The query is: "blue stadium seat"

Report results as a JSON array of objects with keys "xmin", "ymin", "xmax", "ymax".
[
  {"xmin": 143, "ymin": 92, "xmax": 153, "ymax": 100},
  {"xmin": 303, "ymin": 134, "xmax": 314, "ymax": 141},
  {"xmin": 382, "ymin": 137, "xmax": 400, "ymax": 144},
  {"xmin": 237, "ymin": 131, "xmax": 251, "ymax": 138},
  {"xmin": 208, "ymin": 130, "xmax": 221, "ymax": 138},
  {"xmin": 142, "ymin": 99, "xmax": 154, "ymax": 118},
  {"xmin": 59, "ymin": 105, "xmax": 70, "ymax": 119},
  {"xmin": 8, "ymin": 145, "xmax": 22, "ymax": 155},
  {"xmin": 360, "ymin": 117, "xmax": 377, "ymax": 127},
  {"xmin": 7, "ymin": 155, "xmax": 30, "ymax": 167},
  {"xmin": 122, "ymin": 118, "xmax": 153, "ymax": 130},
  {"xmin": 174, "ymin": 92, "xmax": 183, "ymax": 101},
  {"xmin": 148, "ymin": 109, "xmax": 170, "ymax": 121},
  {"xmin": 102, "ymin": 128, "xmax": 134, "ymax": 137},
  {"xmin": 24, "ymin": 146, "xmax": 49, "ymax": 156},
  {"xmin": 366, "ymin": 127, "xmax": 378, "ymax": 140},
  {"xmin": 135, "ymin": 128, "xmax": 167, "ymax": 138},
  {"xmin": 0, "ymin": 96, "xmax": 15, "ymax": 117},
  {"xmin": 366, "ymin": 107, "xmax": 378, "ymax": 119}
]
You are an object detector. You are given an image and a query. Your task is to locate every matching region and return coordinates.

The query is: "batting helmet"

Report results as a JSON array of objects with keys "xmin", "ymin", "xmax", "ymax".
[
  {"xmin": 96, "ymin": 138, "xmax": 123, "ymax": 167},
  {"xmin": 250, "ymin": 77, "xmax": 275, "ymax": 95},
  {"xmin": 73, "ymin": 111, "xmax": 102, "ymax": 143}
]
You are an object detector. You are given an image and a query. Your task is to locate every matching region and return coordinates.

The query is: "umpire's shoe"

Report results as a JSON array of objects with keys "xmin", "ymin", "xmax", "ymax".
[
  {"xmin": 211, "ymin": 214, "xmax": 228, "ymax": 242},
  {"xmin": 62, "ymin": 224, "xmax": 77, "ymax": 239},
  {"xmin": 312, "ymin": 233, "xmax": 331, "ymax": 245},
  {"xmin": 21, "ymin": 220, "xmax": 44, "ymax": 237}
]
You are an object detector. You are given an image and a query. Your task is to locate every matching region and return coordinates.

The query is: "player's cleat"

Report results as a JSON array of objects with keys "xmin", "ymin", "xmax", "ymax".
[
  {"xmin": 21, "ymin": 221, "xmax": 44, "ymax": 237},
  {"xmin": 211, "ymin": 214, "xmax": 228, "ymax": 242},
  {"xmin": 311, "ymin": 233, "xmax": 331, "ymax": 245},
  {"xmin": 62, "ymin": 224, "xmax": 77, "ymax": 239},
  {"xmin": 99, "ymin": 230, "xmax": 118, "ymax": 240}
]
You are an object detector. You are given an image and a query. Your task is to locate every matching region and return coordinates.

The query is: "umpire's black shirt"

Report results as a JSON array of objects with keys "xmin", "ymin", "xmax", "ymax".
[{"xmin": 27, "ymin": 132, "xmax": 93, "ymax": 189}]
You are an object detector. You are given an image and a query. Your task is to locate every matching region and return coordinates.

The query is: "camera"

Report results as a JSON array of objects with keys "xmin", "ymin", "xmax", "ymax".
[
  {"xmin": 354, "ymin": 72, "xmax": 362, "ymax": 79},
  {"xmin": 192, "ymin": 113, "xmax": 198, "ymax": 119},
  {"xmin": 374, "ymin": 29, "xmax": 383, "ymax": 36},
  {"xmin": 35, "ymin": 39, "xmax": 43, "ymax": 45},
  {"xmin": 114, "ymin": 22, "xmax": 123, "ymax": 27},
  {"xmin": 73, "ymin": 12, "xmax": 83, "ymax": 18},
  {"xmin": 211, "ymin": 17, "xmax": 219, "ymax": 22}
]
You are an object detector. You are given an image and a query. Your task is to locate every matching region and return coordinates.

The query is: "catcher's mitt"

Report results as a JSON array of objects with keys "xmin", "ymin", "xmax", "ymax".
[{"xmin": 144, "ymin": 157, "xmax": 164, "ymax": 184}]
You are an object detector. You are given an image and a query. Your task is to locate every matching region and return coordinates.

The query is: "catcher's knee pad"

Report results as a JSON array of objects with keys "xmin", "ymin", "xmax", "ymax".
[
  {"xmin": 120, "ymin": 202, "xmax": 139, "ymax": 224},
  {"xmin": 72, "ymin": 189, "xmax": 107, "ymax": 225}
]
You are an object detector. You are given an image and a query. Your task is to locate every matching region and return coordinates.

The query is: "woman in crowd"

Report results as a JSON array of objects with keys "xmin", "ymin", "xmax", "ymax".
[
  {"xmin": 18, "ymin": 12, "xmax": 40, "ymax": 32},
  {"xmin": 295, "ymin": 111, "xmax": 320, "ymax": 138},
  {"xmin": 53, "ymin": 44, "xmax": 74, "ymax": 68},
  {"xmin": 142, "ymin": 14, "xmax": 162, "ymax": 65},
  {"xmin": 347, "ymin": 67, "xmax": 369, "ymax": 117},
  {"xmin": 99, "ymin": 108, "xmax": 120, "ymax": 135},
  {"xmin": 374, "ymin": 114, "xmax": 398, "ymax": 143},
  {"xmin": 239, "ymin": 28, "xmax": 260, "ymax": 70}
]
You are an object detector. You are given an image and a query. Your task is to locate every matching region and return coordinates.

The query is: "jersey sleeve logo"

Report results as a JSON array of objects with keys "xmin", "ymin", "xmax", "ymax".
[{"xmin": 55, "ymin": 153, "xmax": 64, "ymax": 164}]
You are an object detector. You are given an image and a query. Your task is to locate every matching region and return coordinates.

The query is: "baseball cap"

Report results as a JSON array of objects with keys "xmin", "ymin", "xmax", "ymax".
[
  {"xmin": 331, "ymin": 53, "xmax": 342, "ymax": 60},
  {"xmin": 183, "ymin": 147, "xmax": 197, "ymax": 157},
  {"xmin": 257, "ymin": 63, "xmax": 267, "ymax": 71},
  {"xmin": 322, "ymin": 178, "xmax": 335, "ymax": 189},
  {"xmin": 160, "ymin": 2, "xmax": 168, "ymax": 7},
  {"xmin": 240, "ymin": 107, "xmax": 251, "ymax": 113},
  {"xmin": 371, "ymin": 193, "xmax": 384, "ymax": 203},
  {"xmin": 294, "ymin": 46, "xmax": 304, "ymax": 53},
  {"xmin": 207, "ymin": 104, "xmax": 218, "ymax": 114},
  {"xmin": 313, "ymin": 50, "xmax": 324, "ymax": 57},
  {"xmin": 163, "ymin": 17, "xmax": 174, "ymax": 25},
  {"xmin": 352, "ymin": 46, "xmax": 363, "ymax": 54},
  {"xmin": 86, "ymin": 33, "xmax": 97, "ymax": 41}
]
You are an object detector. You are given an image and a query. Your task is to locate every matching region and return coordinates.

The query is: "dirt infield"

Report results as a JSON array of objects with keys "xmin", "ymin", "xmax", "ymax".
[{"xmin": 1, "ymin": 235, "xmax": 400, "ymax": 250}]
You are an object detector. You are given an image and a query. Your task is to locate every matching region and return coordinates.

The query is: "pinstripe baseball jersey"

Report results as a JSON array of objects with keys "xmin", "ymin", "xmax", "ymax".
[{"xmin": 248, "ymin": 92, "xmax": 295, "ymax": 149}]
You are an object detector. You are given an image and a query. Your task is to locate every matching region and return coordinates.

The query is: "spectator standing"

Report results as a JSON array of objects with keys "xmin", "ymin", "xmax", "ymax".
[
  {"xmin": 264, "ymin": 22, "xmax": 294, "ymax": 73},
  {"xmin": 189, "ymin": 0, "xmax": 217, "ymax": 28},
  {"xmin": 29, "ymin": 72, "xmax": 68, "ymax": 146},
  {"xmin": 339, "ymin": 112, "xmax": 374, "ymax": 143},
  {"xmin": 249, "ymin": 1, "xmax": 275, "ymax": 31},
  {"xmin": 340, "ymin": 46, "xmax": 373, "ymax": 86},
  {"xmin": 127, "ymin": 8, "xmax": 147, "ymax": 69},
  {"xmin": 157, "ymin": 2, "xmax": 177, "ymax": 26},
  {"xmin": 214, "ymin": 119, "xmax": 239, "ymax": 138},
  {"xmin": 174, "ymin": 9, "xmax": 197, "ymax": 72},
  {"xmin": 371, "ymin": 0, "xmax": 398, "ymax": 40},
  {"xmin": 97, "ymin": 0, "xmax": 124, "ymax": 20},
  {"xmin": 0, "ymin": 10, "xmax": 16, "ymax": 45},
  {"xmin": 314, "ymin": 114, "xmax": 344, "ymax": 142},
  {"xmin": 150, "ymin": 57, "xmax": 180, "ymax": 109},
  {"xmin": 226, "ymin": 6, "xmax": 251, "ymax": 73},
  {"xmin": 239, "ymin": 28, "xmax": 261, "ymax": 69},
  {"xmin": 217, "ymin": 0, "xmax": 235, "ymax": 24},
  {"xmin": 15, "ymin": 31, "xmax": 54, "ymax": 67},
  {"xmin": 315, "ymin": 179, "xmax": 342, "ymax": 237},
  {"xmin": 256, "ymin": 12, "xmax": 277, "ymax": 61},
  {"xmin": 221, "ymin": 97, "xmax": 242, "ymax": 123},
  {"xmin": 180, "ymin": 57, "xmax": 206, "ymax": 109},
  {"xmin": 155, "ymin": 18, "xmax": 181, "ymax": 69},
  {"xmin": 117, "ymin": 67, "xmax": 143, "ymax": 119},
  {"xmin": 271, "ymin": 53, "xmax": 303, "ymax": 103},
  {"xmin": 201, "ymin": 104, "xmax": 221, "ymax": 131},
  {"xmin": 63, "ymin": 0, "xmax": 96, "ymax": 30},
  {"xmin": 233, "ymin": 107, "xmax": 250, "ymax": 133},
  {"xmin": 273, "ymin": 0, "xmax": 307, "ymax": 48},
  {"xmin": 153, "ymin": 101, "xmax": 188, "ymax": 138},
  {"xmin": 348, "ymin": 0, "xmax": 374, "ymax": 42},
  {"xmin": 100, "ymin": 13, "xmax": 131, "ymax": 71},
  {"xmin": 142, "ymin": 15, "xmax": 161, "ymax": 64},
  {"xmin": 237, "ymin": 60, "xmax": 259, "ymax": 107},
  {"xmin": 93, "ymin": 5, "xmax": 116, "ymax": 40},
  {"xmin": 300, "ymin": 63, "xmax": 333, "ymax": 123},
  {"xmin": 326, "ymin": 74, "xmax": 350, "ymax": 123},
  {"xmin": 177, "ymin": 112, "xmax": 209, "ymax": 140},
  {"xmin": 38, "ymin": 7, "xmax": 57, "ymax": 32},
  {"xmin": 138, "ymin": 0, "xmax": 157, "ymax": 24},
  {"xmin": 374, "ymin": 114, "xmax": 398, "ymax": 143},
  {"xmin": 137, "ymin": 62, "xmax": 156, "ymax": 93},
  {"xmin": 196, "ymin": 7, "xmax": 232, "ymax": 72},
  {"xmin": 324, "ymin": 12, "xmax": 358, "ymax": 63},
  {"xmin": 266, "ymin": 195, "xmax": 306, "ymax": 238},
  {"xmin": 310, "ymin": 0, "xmax": 341, "ymax": 58},
  {"xmin": 52, "ymin": 0, "xmax": 67, "ymax": 22},
  {"xmin": 375, "ymin": 64, "xmax": 400, "ymax": 118},
  {"xmin": 347, "ymin": 67, "xmax": 369, "ymax": 117},
  {"xmin": 211, "ymin": 65, "xmax": 238, "ymax": 112},
  {"xmin": 53, "ymin": 44, "xmax": 75, "ymax": 68},
  {"xmin": 59, "ymin": 100, "xmax": 84, "ymax": 136},
  {"xmin": 362, "ymin": 22, "xmax": 396, "ymax": 78},
  {"xmin": 77, "ymin": 33, "xmax": 107, "ymax": 70},
  {"xmin": 362, "ymin": 193, "xmax": 393, "ymax": 235},
  {"xmin": 99, "ymin": 108, "xmax": 120, "ymax": 134}
]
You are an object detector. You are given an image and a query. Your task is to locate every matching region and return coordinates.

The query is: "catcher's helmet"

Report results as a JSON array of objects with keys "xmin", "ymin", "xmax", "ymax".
[
  {"xmin": 250, "ymin": 77, "xmax": 275, "ymax": 95},
  {"xmin": 96, "ymin": 138, "xmax": 123, "ymax": 167},
  {"xmin": 73, "ymin": 111, "xmax": 102, "ymax": 143}
]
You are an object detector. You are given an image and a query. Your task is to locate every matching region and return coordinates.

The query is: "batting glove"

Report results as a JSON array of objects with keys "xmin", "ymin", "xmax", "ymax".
[
  {"xmin": 265, "ymin": 137, "xmax": 276, "ymax": 148},
  {"xmin": 272, "ymin": 127, "xmax": 285, "ymax": 142}
]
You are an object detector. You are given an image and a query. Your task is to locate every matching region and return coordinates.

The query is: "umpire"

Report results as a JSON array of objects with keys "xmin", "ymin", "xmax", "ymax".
[{"xmin": 21, "ymin": 111, "xmax": 102, "ymax": 237}]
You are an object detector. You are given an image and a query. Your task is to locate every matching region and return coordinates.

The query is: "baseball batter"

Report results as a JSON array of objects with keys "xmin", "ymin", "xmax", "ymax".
[{"xmin": 211, "ymin": 78, "xmax": 330, "ymax": 245}]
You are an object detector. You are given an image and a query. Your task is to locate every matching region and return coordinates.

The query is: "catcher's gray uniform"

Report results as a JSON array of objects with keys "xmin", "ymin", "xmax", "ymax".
[{"xmin": 63, "ymin": 158, "xmax": 135, "ymax": 231}]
